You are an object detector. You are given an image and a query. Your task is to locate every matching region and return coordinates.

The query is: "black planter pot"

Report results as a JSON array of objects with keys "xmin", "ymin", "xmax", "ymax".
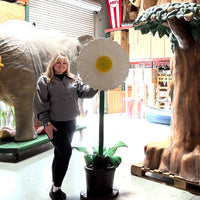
[{"xmin": 80, "ymin": 166, "xmax": 119, "ymax": 199}]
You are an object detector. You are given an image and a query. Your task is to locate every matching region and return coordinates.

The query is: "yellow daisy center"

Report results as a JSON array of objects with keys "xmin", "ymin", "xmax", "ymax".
[{"xmin": 96, "ymin": 56, "xmax": 112, "ymax": 73}]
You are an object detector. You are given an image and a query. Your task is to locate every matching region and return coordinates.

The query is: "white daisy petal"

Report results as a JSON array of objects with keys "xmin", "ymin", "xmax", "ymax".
[{"xmin": 77, "ymin": 38, "xmax": 129, "ymax": 91}]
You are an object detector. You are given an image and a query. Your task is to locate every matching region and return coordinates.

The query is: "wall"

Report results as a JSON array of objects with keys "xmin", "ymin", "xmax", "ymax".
[
  {"xmin": 129, "ymin": 28, "xmax": 172, "ymax": 61},
  {"xmin": 0, "ymin": 1, "xmax": 25, "ymax": 24},
  {"xmin": 94, "ymin": 0, "xmax": 110, "ymax": 37}
]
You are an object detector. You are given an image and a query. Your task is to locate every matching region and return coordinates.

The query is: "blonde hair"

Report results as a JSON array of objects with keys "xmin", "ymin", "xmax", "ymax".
[{"xmin": 45, "ymin": 52, "xmax": 76, "ymax": 82}]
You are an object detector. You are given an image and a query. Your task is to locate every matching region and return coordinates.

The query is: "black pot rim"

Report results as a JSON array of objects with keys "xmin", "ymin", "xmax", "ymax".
[{"xmin": 85, "ymin": 165, "xmax": 115, "ymax": 171}]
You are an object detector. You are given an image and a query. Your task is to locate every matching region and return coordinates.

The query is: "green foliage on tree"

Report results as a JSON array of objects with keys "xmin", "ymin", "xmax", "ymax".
[{"xmin": 132, "ymin": 2, "xmax": 200, "ymax": 49}]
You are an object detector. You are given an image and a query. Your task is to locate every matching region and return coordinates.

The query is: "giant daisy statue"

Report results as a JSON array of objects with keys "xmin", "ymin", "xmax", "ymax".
[
  {"xmin": 77, "ymin": 37, "xmax": 129, "ymax": 91},
  {"xmin": 77, "ymin": 37, "xmax": 129, "ymax": 157}
]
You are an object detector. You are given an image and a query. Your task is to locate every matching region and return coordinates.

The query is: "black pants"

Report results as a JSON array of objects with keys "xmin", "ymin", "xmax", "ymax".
[{"xmin": 50, "ymin": 120, "xmax": 76, "ymax": 187}]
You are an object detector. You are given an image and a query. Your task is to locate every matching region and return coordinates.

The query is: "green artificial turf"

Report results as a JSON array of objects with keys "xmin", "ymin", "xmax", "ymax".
[{"xmin": 0, "ymin": 125, "xmax": 86, "ymax": 154}]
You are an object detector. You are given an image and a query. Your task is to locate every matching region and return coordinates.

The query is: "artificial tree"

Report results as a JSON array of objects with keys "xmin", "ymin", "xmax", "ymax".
[{"xmin": 132, "ymin": 2, "xmax": 200, "ymax": 182}]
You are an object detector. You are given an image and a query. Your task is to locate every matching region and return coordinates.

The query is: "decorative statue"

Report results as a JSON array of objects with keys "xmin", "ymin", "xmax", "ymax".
[
  {"xmin": 0, "ymin": 20, "xmax": 92, "ymax": 141},
  {"xmin": 132, "ymin": 2, "xmax": 200, "ymax": 183}
]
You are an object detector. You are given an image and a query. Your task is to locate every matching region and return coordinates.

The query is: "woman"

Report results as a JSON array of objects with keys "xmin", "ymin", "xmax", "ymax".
[{"xmin": 34, "ymin": 52, "xmax": 97, "ymax": 200}]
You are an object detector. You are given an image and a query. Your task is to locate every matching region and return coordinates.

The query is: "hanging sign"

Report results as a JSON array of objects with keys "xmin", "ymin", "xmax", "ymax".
[{"xmin": 106, "ymin": 0, "xmax": 122, "ymax": 29}]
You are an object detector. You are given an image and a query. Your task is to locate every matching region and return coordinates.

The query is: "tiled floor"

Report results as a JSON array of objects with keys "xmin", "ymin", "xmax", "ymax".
[{"xmin": 0, "ymin": 114, "xmax": 200, "ymax": 200}]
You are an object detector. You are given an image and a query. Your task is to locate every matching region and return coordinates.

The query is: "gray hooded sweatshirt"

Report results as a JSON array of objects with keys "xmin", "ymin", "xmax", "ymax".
[{"xmin": 34, "ymin": 74, "xmax": 98, "ymax": 125}]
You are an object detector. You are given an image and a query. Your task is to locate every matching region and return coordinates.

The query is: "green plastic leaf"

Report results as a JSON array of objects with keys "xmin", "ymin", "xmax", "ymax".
[
  {"xmin": 167, "ymin": 10, "xmax": 177, "ymax": 19},
  {"xmin": 108, "ymin": 156, "xmax": 122, "ymax": 168},
  {"xmin": 84, "ymin": 154, "xmax": 95, "ymax": 166},
  {"xmin": 158, "ymin": 30, "xmax": 165, "ymax": 38},
  {"xmin": 173, "ymin": 3, "xmax": 183, "ymax": 9},
  {"xmin": 161, "ymin": 12, "xmax": 168, "ymax": 21},
  {"xmin": 193, "ymin": 7, "xmax": 199, "ymax": 15},
  {"xmin": 165, "ymin": 27, "xmax": 171, "ymax": 37},
  {"xmin": 73, "ymin": 147, "xmax": 89, "ymax": 154},
  {"xmin": 151, "ymin": 28, "xmax": 157, "ymax": 36},
  {"xmin": 188, "ymin": 3, "xmax": 196, "ymax": 7},
  {"xmin": 156, "ymin": 10, "xmax": 166, "ymax": 20},
  {"xmin": 141, "ymin": 26, "xmax": 150, "ymax": 34},
  {"xmin": 92, "ymin": 146, "xmax": 98, "ymax": 154},
  {"xmin": 176, "ymin": 11, "xmax": 184, "ymax": 19},
  {"xmin": 179, "ymin": 7, "xmax": 187, "ymax": 13},
  {"xmin": 107, "ymin": 141, "xmax": 127, "ymax": 157},
  {"xmin": 157, "ymin": 25, "xmax": 166, "ymax": 38}
]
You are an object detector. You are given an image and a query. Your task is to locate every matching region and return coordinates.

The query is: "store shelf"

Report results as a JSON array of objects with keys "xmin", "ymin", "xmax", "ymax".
[
  {"xmin": 156, "ymin": 73, "xmax": 172, "ymax": 110},
  {"xmin": 130, "ymin": 57, "xmax": 170, "ymax": 66},
  {"xmin": 105, "ymin": 25, "xmax": 132, "ymax": 33}
]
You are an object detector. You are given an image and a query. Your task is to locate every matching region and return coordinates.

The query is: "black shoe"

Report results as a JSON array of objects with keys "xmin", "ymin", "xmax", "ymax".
[{"xmin": 49, "ymin": 187, "xmax": 67, "ymax": 200}]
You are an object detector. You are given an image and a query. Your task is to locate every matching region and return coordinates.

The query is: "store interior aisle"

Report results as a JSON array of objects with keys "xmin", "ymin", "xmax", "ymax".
[{"xmin": 0, "ymin": 114, "xmax": 199, "ymax": 200}]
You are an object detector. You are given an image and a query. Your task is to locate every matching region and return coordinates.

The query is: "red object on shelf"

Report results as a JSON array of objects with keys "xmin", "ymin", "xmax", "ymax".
[{"xmin": 106, "ymin": 0, "xmax": 123, "ymax": 29}]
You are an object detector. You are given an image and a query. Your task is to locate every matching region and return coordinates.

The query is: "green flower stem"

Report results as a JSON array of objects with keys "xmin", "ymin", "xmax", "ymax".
[{"xmin": 99, "ymin": 90, "xmax": 104, "ymax": 157}]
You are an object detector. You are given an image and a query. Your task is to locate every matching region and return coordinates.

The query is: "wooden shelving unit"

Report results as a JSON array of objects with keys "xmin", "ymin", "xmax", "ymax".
[
  {"xmin": 156, "ymin": 74, "xmax": 172, "ymax": 110},
  {"xmin": 105, "ymin": 26, "xmax": 172, "ymax": 114}
]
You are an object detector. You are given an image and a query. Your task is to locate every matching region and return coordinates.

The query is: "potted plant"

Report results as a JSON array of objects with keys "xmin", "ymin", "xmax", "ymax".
[
  {"xmin": 75, "ymin": 38, "xmax": 130, "ymax": 199},
  {"xmin": 74, "ymin": 91, "xmax": 127, "ymax": 199}
]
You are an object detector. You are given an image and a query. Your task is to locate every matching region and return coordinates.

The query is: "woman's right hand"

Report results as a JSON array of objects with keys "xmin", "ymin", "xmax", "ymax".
[{"xmin": 45, "ymin": 123, "xmax": 57, "ymax": 140}]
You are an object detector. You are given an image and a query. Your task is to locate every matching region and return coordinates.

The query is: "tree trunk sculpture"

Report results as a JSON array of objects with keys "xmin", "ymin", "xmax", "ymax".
[{"xmin": 132, "ymin": 2, "xmax": 200, "ymax": 182}]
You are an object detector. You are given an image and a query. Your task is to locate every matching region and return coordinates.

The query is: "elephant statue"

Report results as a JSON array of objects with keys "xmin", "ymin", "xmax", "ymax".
[{"xmin": 0, "ymin": 20, "xmax": 93, "ymax": 141}]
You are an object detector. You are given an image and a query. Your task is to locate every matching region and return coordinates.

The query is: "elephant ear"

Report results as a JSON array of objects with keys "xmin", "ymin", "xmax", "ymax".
[{"xmin": 78, "ymin": 35, "xmax": 94, "ymax": 46}]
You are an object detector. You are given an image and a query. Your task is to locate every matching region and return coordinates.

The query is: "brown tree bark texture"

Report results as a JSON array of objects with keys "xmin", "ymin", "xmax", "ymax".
[{"xmin": 143, "ymin": 19, "xmax": 200, "ymax": 182}]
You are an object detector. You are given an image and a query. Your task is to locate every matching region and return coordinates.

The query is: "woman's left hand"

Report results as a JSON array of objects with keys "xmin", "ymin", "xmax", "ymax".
[{"xmin": 45, "ymin": 123, "xmax": 57, "ymax": 140}]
